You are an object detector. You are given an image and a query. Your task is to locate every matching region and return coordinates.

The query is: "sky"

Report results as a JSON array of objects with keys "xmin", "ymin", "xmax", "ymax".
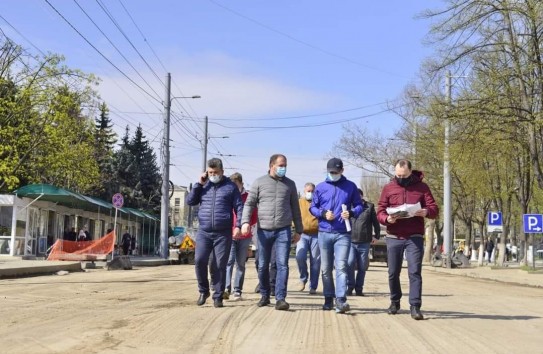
[{"xmin": 1, "ymin": 0, "xmax": 436, "ymax": 192}]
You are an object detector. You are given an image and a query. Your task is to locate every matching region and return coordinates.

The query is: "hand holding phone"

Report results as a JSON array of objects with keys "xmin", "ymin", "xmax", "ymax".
[{"xmin": 199, "ymin": 171, "xmax": 209, "ymax": 184}]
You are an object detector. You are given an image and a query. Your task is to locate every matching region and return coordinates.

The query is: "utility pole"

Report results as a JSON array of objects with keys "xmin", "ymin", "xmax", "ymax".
[
  {"xmin": 160, "ymin": 73, "xmax": 171, "ymax": 259},
  {"xmin": 187, "ymin": 116, "xmax": 208, "ymax": 230},
  {"xmin": 443, "ymin": 71, "xmax": 452, "ymax": 268},
  {"xmin": 202, "ymin": 116, "xmax": 208, "ymax": 171}
]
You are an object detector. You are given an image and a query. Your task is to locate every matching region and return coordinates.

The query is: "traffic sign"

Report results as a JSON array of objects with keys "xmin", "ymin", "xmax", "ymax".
[
  {"xmin": 487, "ymin": 211, "xmax": 503, "ymax": 232},
  {"xmin": 112, "ymin": 193, "xmax": 124, "ymax": 209},
  {"xmin": 180, "ymin": 235, "xmax": 195, "ymax": 249},
  {"xmin": 523, "ymin": 214, "xmax": 543, "ymax": 233}
]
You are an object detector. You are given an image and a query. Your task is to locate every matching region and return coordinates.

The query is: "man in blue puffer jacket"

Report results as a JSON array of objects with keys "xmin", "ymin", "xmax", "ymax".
[
  {"xmin": 310, "ymin": 158, "xmax": 363, "ymax": 313},
  {"xmin": 187, "ymin": 158, "xmax": 243, "ymax": 308}
]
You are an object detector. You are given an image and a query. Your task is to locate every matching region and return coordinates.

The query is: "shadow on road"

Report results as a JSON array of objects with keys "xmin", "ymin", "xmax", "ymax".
[{"xmin": 424, "ymin": 310, "xmax": 541, "ymax": 321}]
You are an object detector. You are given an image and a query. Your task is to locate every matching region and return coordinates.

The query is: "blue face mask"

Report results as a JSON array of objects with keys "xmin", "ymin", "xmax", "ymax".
[
  {"xmin": 327, "ymin": 173, "xmax": 341, "ymax": 182},
  {"xmin": 276, "ymin": 166, "xmax": 287, "ymax": 177}
]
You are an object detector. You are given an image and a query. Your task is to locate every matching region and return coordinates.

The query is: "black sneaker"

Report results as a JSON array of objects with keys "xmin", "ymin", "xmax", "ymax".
[
  {"xmin": 214, "ymin": 298, "xmax": 224, "ymax": 308},
  {"xmin": 355, "ymin": 290, "xmax": 364, "ymax": 296},
  {"xmin": 322, "ymin": 297, "xmax": 334, "ymax": 311},
  {"xmin": 197, "ymin": 292, "xmax": 210, "ymax": 306},
  {"xmin": 257, "ymin": 296, "xmax": 270, "ymax": 307},
  {"xmin": 270, "ymin": 290, "xmax": 275, "ymax": 297},
  {"xmin": 222, "ymin": 291, "xmax": 230, "ymax": 300},
  {"xmin": 254, "ymin": 284, "xmax": 261, "ymax": 293},
  {"xmin": 275, "ymin": 300, "xmax": 290, "ymax": 311},
  {"xmin": 346, "ymin": 287, "xmax": 354, "ymax": 296},
  {"xmin": 387, "ymin": 301, "xmax": 400, "ymax": 315},
  {"xmin": 410, "ymin": 306, "xmax": 424, "ymax": 320}
]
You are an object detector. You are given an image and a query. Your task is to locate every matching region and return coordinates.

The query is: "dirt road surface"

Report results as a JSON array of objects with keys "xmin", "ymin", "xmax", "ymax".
[{"xmin": 1, "ymin": 259, "xmax": 541, "ymax": 354}]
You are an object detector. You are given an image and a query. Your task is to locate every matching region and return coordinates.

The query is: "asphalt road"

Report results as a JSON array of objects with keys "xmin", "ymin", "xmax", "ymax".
[{"xmin": 0, "ymin": 259, "xmax": 541, "ymax": 353}]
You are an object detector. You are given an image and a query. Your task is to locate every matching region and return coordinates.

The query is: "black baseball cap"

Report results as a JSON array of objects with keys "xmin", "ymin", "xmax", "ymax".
[{"xmin": 327, "ymin": 158, "xmax": 343, "ymax": 173}]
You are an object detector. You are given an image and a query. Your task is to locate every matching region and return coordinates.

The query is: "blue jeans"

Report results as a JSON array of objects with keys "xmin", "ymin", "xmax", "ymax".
[
  {"xmin": 318, "ymin": 231, "xmax": 351, "ymax": 300},
  {"xmin": 386, "ymin": 236, "xmax": 423, "ymax": 307},
  {"xmin": 255, "ymin": 243, "xmax": 276, "ymax": 289},
  {"xmin": 295, "ymin": 233, "xmax": 320, "ymax": 290},
  {"xmin": 347, "ymin": 242, "xmax": 370, "ymax": 292},
  {"xmin": 194, "ymin": 229, "xmax": 232, "ymax": 300},
  {"xmin": 257, "ymin": 226, "xmax": 291, "ymax": 301},
  {"xmin": 225, "ymin": 237, "xmax": 252, "ymax": 294}
]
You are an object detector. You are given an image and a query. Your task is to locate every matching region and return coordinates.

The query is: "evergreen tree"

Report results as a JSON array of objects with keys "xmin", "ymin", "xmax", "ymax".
[
  {"xmin": 130, "ymin": 125, "xmax": 161, "ymax": 211},
  {"xmin": 91, "ymin": 102, "xmax": 117, "ymax": 200}
]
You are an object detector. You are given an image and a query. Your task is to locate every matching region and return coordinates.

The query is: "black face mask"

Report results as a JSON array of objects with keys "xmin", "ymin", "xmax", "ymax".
[{"xmin": 395, "ymin": 176, "xmax": 411, "ymax": 187}]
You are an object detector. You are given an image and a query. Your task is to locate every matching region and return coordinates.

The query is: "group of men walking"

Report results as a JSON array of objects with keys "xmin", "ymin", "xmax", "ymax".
[{"xmin": 187, "ymin": 155, "xmax": 437, "ymax": 320}]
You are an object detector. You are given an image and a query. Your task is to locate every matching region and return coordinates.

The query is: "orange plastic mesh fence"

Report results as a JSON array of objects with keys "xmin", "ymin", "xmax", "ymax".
[{"xmin": 47, "ymin": 231, "xmax": 115, "ymax": 261}]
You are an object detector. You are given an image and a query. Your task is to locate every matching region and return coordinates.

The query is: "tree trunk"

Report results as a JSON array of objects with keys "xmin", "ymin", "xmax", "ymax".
[
  {"xmin": 477, "ymin": 224, "xmax": 485, "ymax": 267},
  {"xmin": 423, "ymin": 219, "xmax": 435, "ymax": 263}
]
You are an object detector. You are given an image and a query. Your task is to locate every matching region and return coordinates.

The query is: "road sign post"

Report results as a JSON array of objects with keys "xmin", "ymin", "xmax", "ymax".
[
  {"xmin": 487, "ymin": 212, "xmax": 503, "ymax": 233},
  {"xmin": 523, "ymin": 214, "xmax": 542, "ymax": 270},
  {"xmin": 111, "ymin": 193, "xmax": 124, "ymax": 260}
]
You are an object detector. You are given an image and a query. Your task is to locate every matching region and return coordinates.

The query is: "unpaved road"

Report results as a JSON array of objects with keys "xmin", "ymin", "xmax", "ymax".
[{"xmin": 0, "ymin": 259, "xmax": 541, "ymax": 354}]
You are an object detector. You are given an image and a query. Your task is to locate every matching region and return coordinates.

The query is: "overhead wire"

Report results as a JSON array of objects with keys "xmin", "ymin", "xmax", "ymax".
[
  {"xmin": 73, "ymin": 0, "xmax": 163, "ymax": 102},
  {"xmin": 208, "ymin": 0, "xmax": 407, "ymax": 78},
  {"xmin": 43, "ymin": 0, "xmax": 162, "ymax": 104},
  {"xmin": 95, "ymin": 0, "xmax": 164, "ymax": 88}
]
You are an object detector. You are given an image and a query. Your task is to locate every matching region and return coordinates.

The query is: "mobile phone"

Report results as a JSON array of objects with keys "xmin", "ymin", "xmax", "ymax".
[{"xmin": 203, "ymin": 171, "xmax": 208, "ymax": 181}]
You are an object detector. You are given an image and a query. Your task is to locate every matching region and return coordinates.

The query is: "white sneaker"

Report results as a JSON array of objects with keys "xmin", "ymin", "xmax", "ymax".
[{"xmin": 232, "ymin": 292, "xmax": 242, "ymax": 301}]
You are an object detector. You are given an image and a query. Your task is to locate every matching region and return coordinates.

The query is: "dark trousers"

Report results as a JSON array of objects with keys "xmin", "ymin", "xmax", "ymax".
[
  {"xmin": 386, "ymin": 236, "xmax": 424, "ymax": 307},
  {"xmin": 195, "ymin": 229, "xmax": 232, "ymax": 300}
]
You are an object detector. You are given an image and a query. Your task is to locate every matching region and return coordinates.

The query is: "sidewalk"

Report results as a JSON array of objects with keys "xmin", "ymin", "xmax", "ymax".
[
  {"xmin": 0, "ymin": 255, "xmax": 177, "ymax": 279},
  {"xmin": 425, "ymin": 263, "xmax": 543, "ymax": 288},
  {"xmin": 1, "ymin": 255, "xmax": 542, "ymax": 287}
]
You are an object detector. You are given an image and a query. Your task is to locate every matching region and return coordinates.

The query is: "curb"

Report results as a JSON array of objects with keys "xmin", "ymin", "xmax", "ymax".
[{"xmin": 0, "ymin": 262, "xmax": 82, "ymax": 279}]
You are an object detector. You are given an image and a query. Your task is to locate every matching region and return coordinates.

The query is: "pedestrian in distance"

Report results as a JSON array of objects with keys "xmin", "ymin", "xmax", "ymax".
[
  {"xmin": 486, "ymin": 238, "xmax": 494, "ymax": 263},
  {"xmin": 347, "ymin": 188, "xmax": 380, "ymax": 297},
  {"xmin": 241, "ymin": 153, "xmax": 303, "ymax": 311},
  {"xmin": 377, "ymin": 159, "xmax": 438, "ymax": 320},
  {"xmin": 187, "ymin": 158, "xmax": 243, "ymax": 308},
  {"xmin": 310, "ymin": 158, "xmax": 363, "ymax": 313},
  {"xmin": 121, "ymin": 229, "xmax": 131, "ymax": 256},
  {"xmin": 224, "ymin": 172, "xmax": 258, "ymax": 301},
  {"xmin": 295, "ymin": 182, "xmax": 320, "ymax": 295}
]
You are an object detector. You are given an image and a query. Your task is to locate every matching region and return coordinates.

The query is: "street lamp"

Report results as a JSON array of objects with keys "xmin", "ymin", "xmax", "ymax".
[{"xmin": 160, "ymin": 72, "xmax": 200, "ymax": 259}]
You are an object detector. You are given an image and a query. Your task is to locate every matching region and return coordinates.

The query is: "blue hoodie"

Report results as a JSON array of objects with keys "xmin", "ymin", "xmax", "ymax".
[{"xmin": 309, "ymin": 175, "xmax": 363, "ymax": 233}]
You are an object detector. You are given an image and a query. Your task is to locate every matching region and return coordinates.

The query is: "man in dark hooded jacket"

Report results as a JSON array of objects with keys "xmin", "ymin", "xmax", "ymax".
[{"xmin": 377, "ymin": 159, "xmax": 438, "ymax": 320}]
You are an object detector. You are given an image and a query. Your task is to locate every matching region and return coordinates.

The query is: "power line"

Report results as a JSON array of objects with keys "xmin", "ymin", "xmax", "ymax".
[
  {"xmin": 95, "ymin": 0, "xmax": 164, "ymax": 88},
  {"xmin": 209, "ymin": 0, "xmax": 407, "ymax": 78},
  {"xmin": 43, "ymin": 0, "xmax": 162, "ymax": 104},
  {"xmin": 0, "ymin": 15, "xmax": 46, "ymax": 56},
  {"xmin": 209, "ymin": 104, "xmax": 407, "ymax": 130},
  {"xmin": 117, "ymin": 0, "xmax": 168, "ymax": 73},
  {"xmin": 73, "ymin": 0, "xmax": 162, "ymax": 101}
]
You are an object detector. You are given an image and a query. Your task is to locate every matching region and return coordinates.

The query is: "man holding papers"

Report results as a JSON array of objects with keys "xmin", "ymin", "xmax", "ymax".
[
  {"xmin": 310, "ymin": 158, "xmax": 363, "ymax": 314},
  {"xmin": 377, "ymin": 159, "xmax": 438, "ymax": 320}
]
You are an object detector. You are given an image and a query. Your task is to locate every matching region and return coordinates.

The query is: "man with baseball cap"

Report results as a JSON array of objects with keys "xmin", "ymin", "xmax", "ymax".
[{"xmin": 310, "ymin": 157, "xmax": 363, "ymax": 313}]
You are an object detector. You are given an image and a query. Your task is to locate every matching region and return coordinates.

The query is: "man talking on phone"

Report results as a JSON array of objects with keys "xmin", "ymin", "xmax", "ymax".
[
  {"xmin": 187, "ymin": 158, "xmax": 243, "ymax": 308},
  {"xmin": 377, "ymin": 159, "xmax": 438, "ymax": 320}
]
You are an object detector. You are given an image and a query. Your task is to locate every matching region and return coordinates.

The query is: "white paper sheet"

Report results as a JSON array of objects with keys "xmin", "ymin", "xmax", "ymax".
[{"xmin": 386, "ymin": 202, "xmax": 422, "ymax": 218}]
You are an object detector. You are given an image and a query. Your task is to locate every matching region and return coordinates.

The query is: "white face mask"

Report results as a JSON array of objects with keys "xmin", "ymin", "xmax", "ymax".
[
  {"xmin": 327, "ymin": 173, "xmax": 341, "ymax": 182},
  {"xmin": 209, "ymin": 175, "xmax": 221, "ymax": 184},
  {"xmin": 305, "ymin": 192, "xmax": 313, "ymax": 201}
]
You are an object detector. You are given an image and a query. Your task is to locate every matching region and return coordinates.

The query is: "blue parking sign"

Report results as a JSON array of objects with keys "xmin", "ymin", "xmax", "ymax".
[
  {"xmin": 523, "ymin": 214, "xmax": 543, "ymax": 233},
  {"xmin": 487, "ymin": 212, "xmax": 502, "ymax": 232}
]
